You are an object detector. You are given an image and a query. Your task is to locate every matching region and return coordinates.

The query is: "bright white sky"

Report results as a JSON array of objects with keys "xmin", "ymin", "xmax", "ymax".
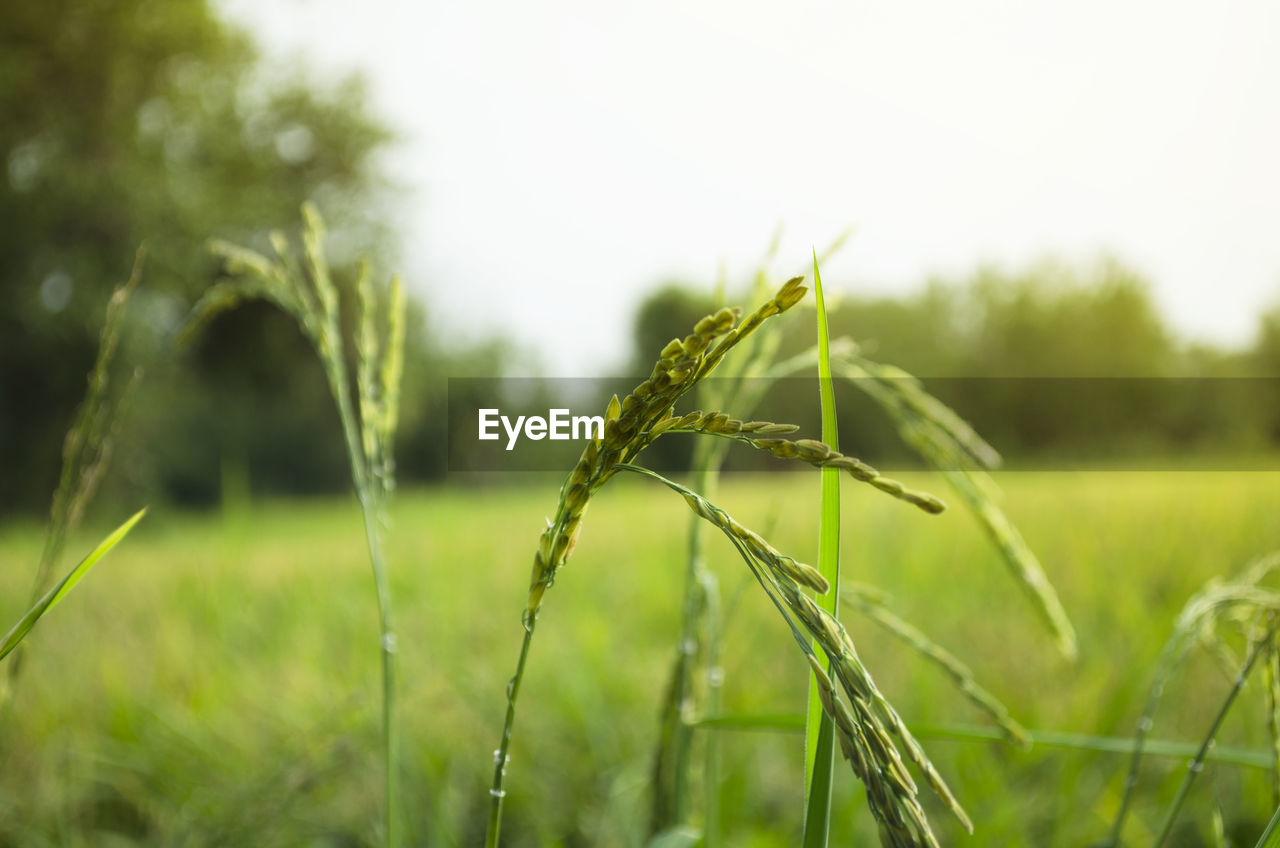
[{"xmin": 220, "ymin": 0, "xmax": 1280, "ymax": 376}]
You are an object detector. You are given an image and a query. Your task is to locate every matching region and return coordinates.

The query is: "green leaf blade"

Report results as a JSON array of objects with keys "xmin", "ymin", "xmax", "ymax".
[
  {"xmin": 803, "ymin": 253, "xmax": 841, "ymax": 848},
  {"xmin": 0, "ymin": 508, "xmax": 146, "ymax": 662},
  {"xmin": 1256, "ymin": 804, "xmax": 1280, "ymax": 848}
]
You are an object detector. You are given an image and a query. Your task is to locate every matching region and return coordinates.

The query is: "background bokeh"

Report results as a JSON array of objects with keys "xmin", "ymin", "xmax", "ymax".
[{"xmin": 4, "ymin": 2, "xmax": 1280, "ymax": 845}]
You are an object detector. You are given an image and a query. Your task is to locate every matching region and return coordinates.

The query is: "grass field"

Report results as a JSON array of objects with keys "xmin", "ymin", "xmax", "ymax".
[{"xmin": 2, "ymin": 468, "xmax": 1280, "ymax": 846}]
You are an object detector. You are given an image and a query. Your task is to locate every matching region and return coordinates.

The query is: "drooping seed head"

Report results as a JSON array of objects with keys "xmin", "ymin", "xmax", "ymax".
[{"xmin": 773, "ymin": 275, "xmax": 808, "ymax": 312}]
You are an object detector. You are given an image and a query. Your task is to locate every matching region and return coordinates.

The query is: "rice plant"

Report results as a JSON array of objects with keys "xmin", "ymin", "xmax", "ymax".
[
  {"xmin": 647, "ymin": 248, "xmax": 1063, "ymax": 845},
  {"xmin": 835, "ymin": 350, "xmax": 1077, "ymax": 660},
  {"xmin": 2, "ymin": 248, "xmax": 146, "ymax": 702},
  {"xmin": 1108, "ymin": 551, "xmax": 1280, "ymax": 847},
  {"xmin": 487, "ymin": 273, "xmax": 989, "ymax": 848},
  {"xmin": 184, "ymin": 205, "xmax": 407, "ymax": 847},
  {"xmin": 648, "ymin": 234, "xmax": 820, "ymax": 843}
]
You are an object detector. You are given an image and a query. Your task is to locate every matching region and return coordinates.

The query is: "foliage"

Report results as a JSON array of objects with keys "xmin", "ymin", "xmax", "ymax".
[
  {"xmin": 627, "ymin": 257, "xmax": 1278, "ymax": 465},
  {"xmin": 0, "ymin": 0, "xmax": 393, "ymax": 511},
  {"xmin": 3, "ymin": 472, "xmax": 1280, "ymax": 844},
  {"xmin": 0, "ymin": 509, "xmax": 146, "ymax": 665}
]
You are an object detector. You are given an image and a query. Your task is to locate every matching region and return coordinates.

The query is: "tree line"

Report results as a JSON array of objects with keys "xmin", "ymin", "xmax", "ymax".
[{"xmin": 4, "ymin": 0, "xmax": 1278, "ymax": 514}]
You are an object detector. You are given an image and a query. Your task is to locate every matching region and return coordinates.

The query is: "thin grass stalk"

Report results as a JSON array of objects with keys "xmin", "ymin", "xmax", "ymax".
[
  {"xmin": 620, "ymin": 463, "xmax": 966, "ymax": 847},
  {"xmin": 1256, "ymin": 804, "xmax": 1280, "ymax": 848},
  {"xmin": 841, "ymin": 587, "xmax": 1028, "ymax": 745},
  {"xmin": 691, "ymin": 715, "xmax": 1279, "ymax": 769},
  {"xmin": 835, "ymin": 354, "xmax": 1076, "ymax": 659},
  {"xmin": 654, "ymin": 414, "xmax": 731, "ymax": 833},
  {"xmin": 488, "ymin": 279, "xmax": 812, "ymax": 846},
  {"xmin": 1108, "ymin": 566, "xmax": 1280, "ymax": 845},
  {"xmin": 487, "ymin": 275, "xmax": 962, "ymax": 846},
  {"xmin": 1108, "ymin": 628, "xmax": 1202, "ymax": 843},
  {"xmin": 3, "ymin": 248, "xmax": 145, "ymax": 704},
  {"xmin": 701, "ymin": 565, "xmax": 723, "ymax": 847},
  {"xmin": 652, "ymin": 253, "xmax": 791, "ymax": 840},
  {"xmin": 486, "ymin": 617, "xmax": 535, "ymax": 848},
  {"xmin": 187, "ymin": 207, "xmax": 404, "ymax": 847},
  {"xmin": 803, "ymin": 253, "xmax": 841, "ymax": 847},
  {"xmin": 300, "ymin": 211, "xmax": 400, "ymax": 848},
  {"xmin": 1150, "ymin": 617, "xmax": 1280, "ymax": 847},
  {"xmin": 1268, "ymin": 643, "xmax": 1280, "ymax": 809},
  {"xmin": 672, "ymin": 453, "xmax": 711, "ymax": 827}
]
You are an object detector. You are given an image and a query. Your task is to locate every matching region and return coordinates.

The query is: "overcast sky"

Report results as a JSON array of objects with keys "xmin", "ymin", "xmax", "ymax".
[{"xmin": 220, "ymin": 0, "xmax": 1280, "ymax": 375}]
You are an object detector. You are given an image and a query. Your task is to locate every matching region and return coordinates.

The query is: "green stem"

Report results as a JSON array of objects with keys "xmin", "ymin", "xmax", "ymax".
[
  {"xmin": 702, "ymin": 566, "xmax": 724, "ymax": 848},
  {"xmin": 670, "ymin": 438, "xmax": 722, "ymax": 827},
  {"xmin": 1150, "ymin": 620, "xmax": 1280, "ymax": 848},
  {"xmin": 358, "ymin": 496, "xmax": 397, "ymax": 848},
  {"xmin": 802, "ymin": 252, "xmax": 840, "ymax": 848},
  {"xmin": 330, "ymin": 351, "xmax": 398, "ymax": 848},
  {"xmin": 690, "ymin": 715, "xmax": 1277, "ymax": 769},
  {"xmin": 1256, "ymin": 803, "xmax": 1280, "ymax": 848},
  {"xmin": 487, "ymin": 616, "xmax": 538, "ymax": 848},
  {"xmin": 1108, "ymin": 628, "xmax": 1191, "ymax": 846}
]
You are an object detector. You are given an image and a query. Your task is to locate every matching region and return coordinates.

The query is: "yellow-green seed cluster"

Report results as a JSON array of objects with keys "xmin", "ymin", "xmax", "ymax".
[
  {"xmin": 658, "ymin": 410, "xmax": 947, "ymax": 515},
  {"xmin": 526, "ymin": 277, "xmax": 810, "ymax": 614},
  {"xmin": 781, "ymin": 578, "xmax": 972, "ymax": 847},
  {"xmin": 654, "ymin": 476, "xmax": 969, "ymax": 848},
  {"xmin": 514, "ymin": 272, "xmax": 969, "ymax": 848},
  {"xmin": 678, "ymin": 489, "xmax": 829, "ymax": 594},
  {"xmin": 188, "ymin": 203, "xmax": 405, "ymax": 507}
]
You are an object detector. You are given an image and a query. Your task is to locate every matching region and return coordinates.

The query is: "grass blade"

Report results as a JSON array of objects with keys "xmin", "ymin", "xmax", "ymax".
[
  {"xmin": 694, "ymin": 714, "xmax": 1277, "ymax": 769},
  {"xmin": 1257, "ymin": 804, "xmax": 1280, "ymax": 848},
  {"xmin": 802, "ymin": 252, "xmax": 840, "ymax": 847},
  {"xmin": 0, "ymin": 508, "xmax": 146, "ymax": 663}
]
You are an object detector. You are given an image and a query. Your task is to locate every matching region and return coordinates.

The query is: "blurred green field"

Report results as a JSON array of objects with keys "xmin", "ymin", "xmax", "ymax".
[{"xmin": 2, "ymin": 469, "xmax": 1280, "ymax": 847}]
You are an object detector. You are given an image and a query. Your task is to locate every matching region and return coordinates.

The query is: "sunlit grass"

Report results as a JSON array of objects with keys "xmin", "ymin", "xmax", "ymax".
[{"xmin": 2, "ymin": 469, "xmax": 1279, "ymax": 845}]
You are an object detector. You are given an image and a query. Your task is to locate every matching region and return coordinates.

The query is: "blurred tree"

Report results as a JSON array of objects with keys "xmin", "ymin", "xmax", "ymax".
[
  {"xmin": 1247, "ymin": 302, "xmax": 1280, "ymax": 441},
  {"xmin": 1251, "ymin": 303, "xmax": 1280, "ymax": 375},
  {"xmin": 0, "ymin": 0, "xmax": 395, "ymax": 510},
  {"xmin": 958, "ymin": 257, "xmax": 1173, "ymax": 377},
  {"xmin": 626, "ymin": 257, "xmax": 1266, "ymax": 465}
]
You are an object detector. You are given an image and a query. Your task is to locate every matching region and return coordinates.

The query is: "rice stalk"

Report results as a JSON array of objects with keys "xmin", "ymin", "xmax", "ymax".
[
  {"xmin": 622, "ymin": 465, "xmax": 970, "ymax": 848},
  {"xmin": 487, "ymin": 273, "xmax": 969, "ymax": 847},
  {"xmin": 835, "ymin": 353, "xmax": 1077, "ymax": 659},
  {"xmin": 692, "ymin": 714, "xmax": 1277, "ymax": 769},
  {"xmin": 2, "ymin": 247, "xmax": 145, "ymax": 704},
  {"xmin": 654, "ymin": 415, "xmax": 945, "ymax": 514},
  {"xmin": 185, "ymin": 204, "xmax": 406, "ymax": 848},
  {"xmin": 650, "ymin": 249, "xmax": 826, "ymax": 842},
  {"xmin": 841, "ymin": 584, "xmax": 1028, "ymax": 746},
  {"xmin": 1267, "ymin": 643, "xmax": 1280, "ymax": 809},
  {"xmin": 487, "ymin": 277, "xmax": 809, "ymax": 847},
  {"xmin": 1107, "ymin": 552, "xmax": 1280, "ymax": 847},
  {"xmin": 1150, "ymin": 616, "xmax": 1280, "ymax": 847}
]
